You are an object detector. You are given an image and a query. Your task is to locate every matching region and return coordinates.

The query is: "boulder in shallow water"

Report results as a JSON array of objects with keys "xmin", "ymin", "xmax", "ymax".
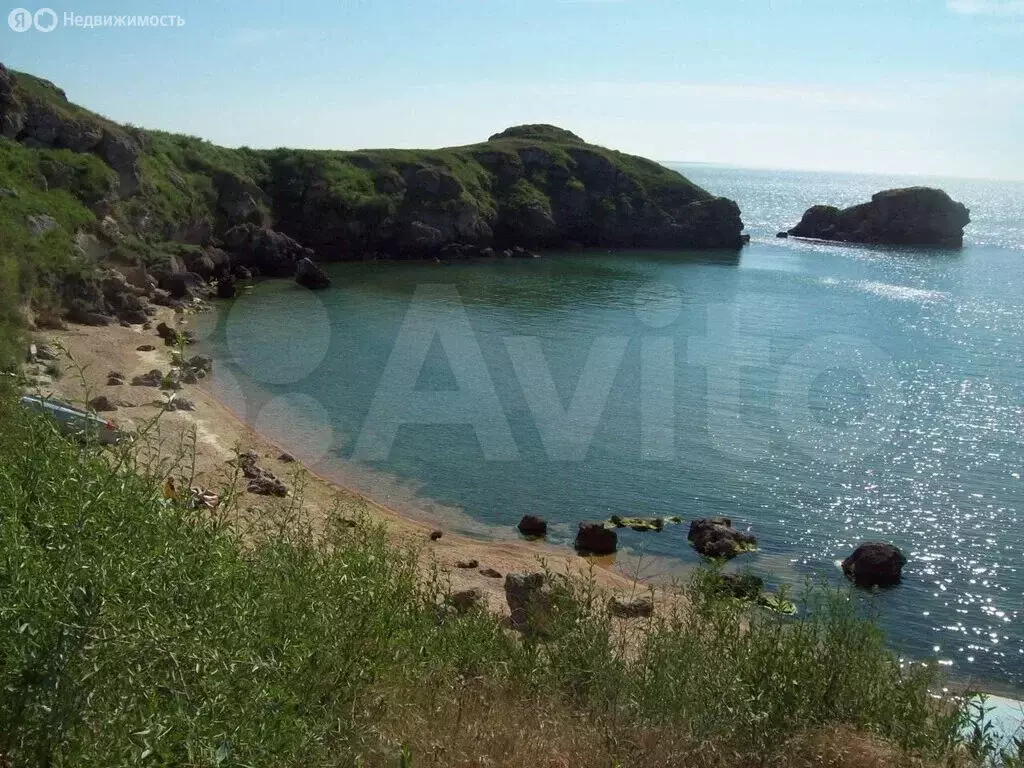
[
  {"xmin": 517, "ymin": 514, "xmax": 548, "ymax": 537},
  {"xmin": 788, "ymin": 187, "xmax": 970, "ymax": 247},
  {"xmin": 575, "ymin": 521, "xmax": 617, "ymax": 555},
  {"xmin": 295, "ymin": 257, "xmax": 331, "ymax": 289},
  {"xmin": 216, "ymin": 273, "xmax": 237, "ymax": 299},
  {"xmin": 688, "ymin": 517, "xmax": 757, "ymax": 560},
  {"xmin": 842, "ymin": 542, "xmax": 907, "ymax": 587}
]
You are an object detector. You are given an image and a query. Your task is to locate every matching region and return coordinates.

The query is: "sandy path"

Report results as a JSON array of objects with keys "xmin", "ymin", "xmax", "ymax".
[{"xmin": 27, "ymin": 305, "xmax": 681, "ymax": 617}]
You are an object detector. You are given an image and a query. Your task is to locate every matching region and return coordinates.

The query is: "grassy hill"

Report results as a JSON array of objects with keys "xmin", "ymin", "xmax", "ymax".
[{"xmin": 0, "ymin": 63, "xmax": 748, "ymax": 367}]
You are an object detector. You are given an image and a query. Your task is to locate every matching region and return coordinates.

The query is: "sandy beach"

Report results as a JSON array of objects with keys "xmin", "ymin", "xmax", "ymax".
[{"xmin": 26, "ymin": 303, "xmax": 676, "ymax": 618}]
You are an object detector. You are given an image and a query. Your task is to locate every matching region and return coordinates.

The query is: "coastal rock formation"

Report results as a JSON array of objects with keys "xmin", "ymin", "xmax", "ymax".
[
  {"xmin": 787, "ymin": 187, "xmax": 970, "ymax": 247},
  {"xmin": 294, "ymin": 257, "xmax": 331, "ymax": 290},
  {"xmin": 688, "ymin": 517, "xmax": 757, "ymax": 560},
  {"xmin": 0, "ymin": 65, "xmax": 747, "ymax": 305},
  {"xmin": 842, "ymin": 542, "xmax": 907, "ymax": 587},
  {"xmin": 517, "ymin": 515, "xmax": 548, "ymax": 537},
  {"xmin": 575, "ymin": 521, "xmax": 617, "ymax": 555},
  {"xmin": 222, "ymin": 224, "xmax": 314, "ymax": 277}
]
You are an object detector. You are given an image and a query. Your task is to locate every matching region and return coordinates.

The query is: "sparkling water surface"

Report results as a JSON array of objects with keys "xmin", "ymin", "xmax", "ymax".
[{"xmin": 200, "ymin": 166, "xmax": 1024, "ymax": 694}]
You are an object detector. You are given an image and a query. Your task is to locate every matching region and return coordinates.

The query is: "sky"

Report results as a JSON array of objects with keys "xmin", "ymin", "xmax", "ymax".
[{"xmin": 2, "ymin": 0, "xmax": 1023, "ymax": 179}]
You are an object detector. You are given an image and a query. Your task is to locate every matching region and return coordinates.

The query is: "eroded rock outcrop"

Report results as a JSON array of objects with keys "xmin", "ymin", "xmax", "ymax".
[
  {"xmin": 222, "ymin": 224, "xmax": 315, "ymax": 277},
  {"xmin": 2, "ymin": 63, "xmax": 751, "ymax": 331},
  {"xmin": 788, "ymin": 187, "xmax": 970, "ymax": 247}
]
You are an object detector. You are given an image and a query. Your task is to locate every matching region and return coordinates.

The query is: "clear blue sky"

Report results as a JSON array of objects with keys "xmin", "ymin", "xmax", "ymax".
[{"xmin": 3, "ymin": 0, "xmax": 1023, "ymax": 179}]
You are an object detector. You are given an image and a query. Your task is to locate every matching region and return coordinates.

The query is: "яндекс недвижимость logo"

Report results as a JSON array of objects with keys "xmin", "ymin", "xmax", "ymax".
[
  {"xmin": 7, "ymin": 8, "xmax": 184, "ymax": 31},
  {"xmin": 8, "ymin": 7, "xmax": 57, "ymax": 31}
]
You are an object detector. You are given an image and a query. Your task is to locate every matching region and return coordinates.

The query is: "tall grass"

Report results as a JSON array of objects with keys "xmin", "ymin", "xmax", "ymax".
[{"xmin": 0, "ymin": 389, "xmax": 986, "ymax": 767}]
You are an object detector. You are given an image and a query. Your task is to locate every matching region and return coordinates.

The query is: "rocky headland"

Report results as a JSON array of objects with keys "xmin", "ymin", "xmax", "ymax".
[
  {"xmin": 0, "ymin": 62, "xmax": 746, "ymax": 329},
  {"xmin": 782, "ymin": 186, "xmax": 970, "ymax": 247}
]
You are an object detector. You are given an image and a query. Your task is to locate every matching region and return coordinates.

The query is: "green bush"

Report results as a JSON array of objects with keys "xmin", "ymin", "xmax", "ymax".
[{"xmin": 0, "ymin": 393, "xmax": 977, "ymax": 767}]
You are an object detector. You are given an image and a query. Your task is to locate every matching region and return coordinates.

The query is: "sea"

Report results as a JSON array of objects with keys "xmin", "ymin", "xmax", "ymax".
[{"xmin": 196, "ymin": 164, "xmax": 1024, "ymax": 705}]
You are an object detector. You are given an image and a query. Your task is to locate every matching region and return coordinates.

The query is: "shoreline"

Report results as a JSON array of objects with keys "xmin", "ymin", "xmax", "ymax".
[
  {"xmin": 32, "ymin": 304, "xmax": 679, "ymax": 618},
  {"xmin": 23, "ymin": 304, "xmax": 1024, "ymax": 714}
]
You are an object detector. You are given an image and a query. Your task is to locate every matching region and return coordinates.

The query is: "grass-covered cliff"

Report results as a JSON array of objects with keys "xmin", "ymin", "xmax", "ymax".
[
  {"xmin": 0, "ymin": 62, "xmax": 746, "ymax": 363},
  {"xmin": 1, "ymin": 65, "xmax": 744, "ymax": 258}
]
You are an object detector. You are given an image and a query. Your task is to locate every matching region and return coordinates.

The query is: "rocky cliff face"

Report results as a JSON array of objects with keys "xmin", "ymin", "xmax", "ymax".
[
  {"xmin": 0, "ymin": 64, "xmax": 747, "ymax": 326},
  {"xmin": 254, "ymin": 124, "xmax": 747, "ymax": 258},
  {"xmin": 787, "ymin": 187, "xmax": 970, "ymax": 247},
  {"xmin": 1, "ymin": 68, "xmax": 745, "ymax": 260}
]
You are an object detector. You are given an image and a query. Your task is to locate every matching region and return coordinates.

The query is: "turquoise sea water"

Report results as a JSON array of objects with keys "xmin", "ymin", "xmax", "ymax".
[{"xmin": 199, "ymin": 166, "xmax": 1024, "ymax": 696}]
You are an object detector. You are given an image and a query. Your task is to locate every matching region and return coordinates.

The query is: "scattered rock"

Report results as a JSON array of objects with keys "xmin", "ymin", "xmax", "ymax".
[
  {"xmin": 234, "ymin": 451, "xmax": 288, "ymax": 496},
  {"xmin": 713, "ymin": 571, "xmax": 765, "ymax": 600},
  {"xmin": 455, "ymin": 559, "xmax": 479, "ymax": 569},
  {"xmin": 295, "ymin": 257, "xmax": 331, "ymax": 289},
  {"xmin": 136, "ymin": 344, "xmax": 156, "ymax": 352},
  {"xmin": 131, "ymin": 369, "xmax": 164, "ymax": 387},
  {"xmin": 504, "ymin": 572, "xmax": 554, "ymax": 633},
  {"xmin": 106, "ymin": 371, "xmax": 125, "ymax": 386},
  {"xmin": 278, "ymin": 452, "xmax": 295, "ymax": 463},
  {"xmin": 608, "ymin": 596, "xmax": 654, "ymax": 618},
  {"xmin": 788, "ymin": 187, "xmax": 970, "ymax": 248},
  {"xmin": 156, "ymin": 321, "xmax": 194, "ymax": 347},
  {"xmin": 159, "ymin": 371, "xmax": 182, "ymax": 391},
  {"xmin": 119, "ymin": 309, "xmax": 149, "ymax": 325},
  {"xmin": 607, "ymin": 515, "xmax": 665, "ymax": 532},
  {"xmin": 0, "ymin": 187, "xmax": 18, "ymax": 198},
  {"xmin": 842, "ymin": 542, "xmax": 907, "ymax": 587},
  {"xmin": 161, "ymin": 396, "xmax": 196, "ymax": 412},
  {"xmin": 575, "ymin": 521, "xmax": 617, "ymax": 555},
  {"xmin": 187, "ymin": 354, "xmax": 213, "ymax": 373},
  {"xmin": 235, "ymin": 451, "xmax": 263, "ymax": 478},
  {"xmin": 34, "ymin": 343, "xmax": 58, "ymax": 361},
  {"xmin": 26, "ymin": 214, "xmax": 58, "ymax": 236},
  {"xmin": 429, "ymin": 530, "xmax": 443, "ymax": 541},
  {"xmin": 87, "ymin": 395, "xmax": 117, "ymax": 412},
  {"xmin": 479, "ymin": 568, "xmax": 502, "ymax": 579},
  {"xmin": 66, "ymin": 303, "xmax": 113, "ymax": 326},
  {"xmin": 447, "ymin": 588, "xmax": 484, "ymax": 614},
  {"xmin": 517, "ymin": 514, "xmax": 548, "ymax": 537},
  {"xmin": 688, "ymin": 517, "xmax": 757, "ymax": 560},
  {"xmin": 247, "ymin": 474, "xmax": 288, "ymax": 497},
  {"xmin": 216, "ymin": 273, "xmax": 237, "ymax": 299}
]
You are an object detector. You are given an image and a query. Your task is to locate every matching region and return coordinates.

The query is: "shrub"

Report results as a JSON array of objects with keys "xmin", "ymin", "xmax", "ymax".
[{"xmin": 0, "ymin": 393, "xmax": 980, "ymax": 767}]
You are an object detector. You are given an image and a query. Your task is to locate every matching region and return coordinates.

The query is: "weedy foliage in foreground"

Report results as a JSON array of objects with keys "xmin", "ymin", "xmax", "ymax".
[{"xmin": 0, "ymin": 390, "xmax": 1001, "ymax": 767}]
